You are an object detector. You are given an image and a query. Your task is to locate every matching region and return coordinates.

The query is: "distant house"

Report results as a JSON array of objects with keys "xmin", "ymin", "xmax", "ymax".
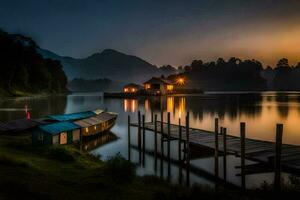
[
  {"xmin": 32, "ymin": 122, "xmax": 81, "ymax": 145},
  {"xmin": 123, "ymin": 83, "xmax": 143, "ymax": 93},
  {"xmin": 143, "ymin": 77, "xmax": 174, "ymax": 95}
]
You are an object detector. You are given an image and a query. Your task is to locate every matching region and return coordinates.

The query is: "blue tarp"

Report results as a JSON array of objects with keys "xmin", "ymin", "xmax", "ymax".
[
  {"xmin": 38, "ymin": 122, "xmax": 80, "ymax": 135},
  {"xmin": 47, "ymin": 111, "xmax": 96, "ymax": 122}
]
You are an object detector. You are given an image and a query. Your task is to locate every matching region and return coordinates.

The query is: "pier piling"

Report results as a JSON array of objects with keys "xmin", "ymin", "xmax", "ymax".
[
  {"xmin": 222, "ymin": 127, "xmax": 227, "ymax": 181},
  {"xmin": 186, "ymin": 112, "xmax": 190, "ymax": 187},
  {"xmin": 142, "ymin": 115, "xmax": 145, "ymax": 166},
  {"xmin": 167, "ymin": 112, "xmax": 171, "ymax": 181},
  {"xmin": 215, "ymin": 118, "xmax": 219, "ymax": 178},
  {"xmin": 128, "ymin": 115, "xmax": 131, "ymax": 161},
  {"xmin": 275, "ymin": 124, "xmax": 283, "ymax": 192},
  {"xmin": 154, "ymin": 114, "xmax": 158, "ymax": 171},
  {"xmin": 138, "ymin": 111, "xmax": 141, "ymax": 164},
  {"xmin": 240, "ymin": 122, "xmax": 246, "ymax": 190}
]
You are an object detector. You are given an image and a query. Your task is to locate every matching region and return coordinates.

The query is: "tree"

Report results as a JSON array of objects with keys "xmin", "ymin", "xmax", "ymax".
[{"xmin": 276, "ymin": 58, "xmax": 290, "ymax": 68}]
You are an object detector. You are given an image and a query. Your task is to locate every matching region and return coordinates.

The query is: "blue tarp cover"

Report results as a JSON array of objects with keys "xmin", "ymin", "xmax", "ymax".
[
  {"xmin": 38, "ymin": 122, "xmax": 80, "ymax": 135},
  {"xmin": 47, "ymin": 111, "xmax": 96, "ymax": 122}
]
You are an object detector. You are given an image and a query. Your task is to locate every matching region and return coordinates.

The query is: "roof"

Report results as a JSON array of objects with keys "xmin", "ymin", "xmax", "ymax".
[
  {"xmin": 123, "ymin": 83, "xmax": 143, "ymax": 88},
  {"xmin": 38, "ymin": 122, "xmax": 80, "ymax": 135},
  {"xmin": 143, "ymin": 77, "xmax": 173, "ymax": 85},
  {"xmin": 47, "ymin": 111, "xmax": 96, "ymax": 122},
  {"xmin": 74, "ymin": 112, "xmax": 117, "ymax": 128}
]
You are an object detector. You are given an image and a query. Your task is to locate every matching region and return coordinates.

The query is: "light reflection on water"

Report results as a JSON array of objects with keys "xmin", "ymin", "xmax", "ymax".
[{"xmin": 1, "ymin": 92, "xmax": 300, "ymax": 188}]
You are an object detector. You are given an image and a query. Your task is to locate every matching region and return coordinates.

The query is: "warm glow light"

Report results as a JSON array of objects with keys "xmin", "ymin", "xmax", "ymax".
[
  {"xmin": 178, "ymin": 97, "xmax": 186, "ymax": 119},
  {"xmin": 167, "ymin": 85, "xmax": 173, "ymax": 91},
  {"xmin": 124, "ymin": 88, "xmax": 128, "ymax": 92},
  {"xmin": 167, "ymin": 97, "xmax": 174, "ymax": 112},
  {"xmin": 177, "ymin": 77, "xmax": 185, "ymax": 85},
  {"xmin": 85, "ymin": 127, "xmax": 89, "ymax": 133},
  {"xmin": 145, "ymin": 84, "xmax": 151, "ymax": 89},
  {"xmin": 144, "ymin": 99, "xmax": 150, "ymax": 111},
  {"xmin": 124, "ymin": 99, "xmax": 137, "ymax": 112},
  {"xmin": 131, "ymin": 88, "xmax": 136, "ymax": 92}
]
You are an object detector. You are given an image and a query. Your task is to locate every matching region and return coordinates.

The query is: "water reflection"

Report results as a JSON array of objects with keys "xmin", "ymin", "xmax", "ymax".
[
  {"xmin": 81, "ymin": 132, "xmax": 118, "ymax": 151},
  {"xmin": 122, "ymin": 92, "xmax": 300, "ymax": 144},
  {"xmin": 0, "ymin": 96, "xmax": 67, "ymax": 122},
  {"xmin": 124, "ymin": 99, "xmax": 138, "ymax": 112}
]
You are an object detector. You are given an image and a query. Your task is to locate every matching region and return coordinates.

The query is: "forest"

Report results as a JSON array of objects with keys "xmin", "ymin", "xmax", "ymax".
[
  {"xmin": 0, "ymin": 29, "xmax": 68, "ymax": 96},
  {"xmin": 173, "ymin": 57, "xmax": 300, "ymax": 91}
]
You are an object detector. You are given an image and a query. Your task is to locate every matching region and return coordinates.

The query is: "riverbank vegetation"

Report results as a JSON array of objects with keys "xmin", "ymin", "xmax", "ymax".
[
  {"xmin": 0, "ymin": 29, "xmax": 68, "ymax": 97},
  {"xmin": 171, "ymin": 57, "xmax": 300, "ymax": 91},
  {"xmin": 0, "ymin": 132, "xmax": 299, "ymax": 199}
]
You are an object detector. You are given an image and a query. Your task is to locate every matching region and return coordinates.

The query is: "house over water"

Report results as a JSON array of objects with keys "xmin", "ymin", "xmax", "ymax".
[
  {"xmin": 123, "ymin": 83, "xmax": 143, "ymax": 93},
  {"xmin": 143, "ymin": 77, "xmax": 174, "ymax": 95}
]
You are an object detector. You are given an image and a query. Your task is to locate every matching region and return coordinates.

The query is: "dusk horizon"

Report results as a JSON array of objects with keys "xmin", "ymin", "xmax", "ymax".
[{"xmin": 1, "ymin": 0, "xmax": 300, "ymax": 67}]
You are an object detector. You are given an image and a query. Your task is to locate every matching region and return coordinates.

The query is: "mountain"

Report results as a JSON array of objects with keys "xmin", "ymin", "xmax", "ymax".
[
  {"xmin": 0, "ymin": 29, "xmax": 68, "ymax": 96},
  {"xmin": 39, "ymin": 48, "xmax": 175, "ymax": 83}
]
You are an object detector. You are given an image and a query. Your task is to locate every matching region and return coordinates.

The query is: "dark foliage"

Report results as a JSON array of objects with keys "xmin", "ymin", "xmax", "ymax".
[
  {"xmin": 102, "ymin": 153, "xmax": 136, "ymax": 182},
  {"xmin": 177, "ymin": 57, "xmax": 300, "ymax": 91},
  {"xmin": 0, "ymin": 29, "xmax": 67, "ymax": 96},
  {"xmin": 180, "ymin": 57, "xmax": 267, "ymax": 91}
]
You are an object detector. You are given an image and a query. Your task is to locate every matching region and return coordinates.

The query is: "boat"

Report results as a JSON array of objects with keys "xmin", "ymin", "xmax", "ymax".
[
  {"xmin": 73, "ymin": 111, "xmax": 118, "ymax": 137},
  {"xmin": 32, "ymin": 110, "xmax": 118, "ymax": 145}
]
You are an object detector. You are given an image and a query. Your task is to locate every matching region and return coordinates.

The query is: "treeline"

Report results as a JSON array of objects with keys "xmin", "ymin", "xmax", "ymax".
[
  {"xmin": 171, "ymin": 57, "xmax": 300, "ymax": 91},
  {"xmin": 0, "ymin": 29, "xmax": 67, "ymax": 96},
  {"xmin": 262, "ymin": 58, "xmax": 300, "ymax": 91}
]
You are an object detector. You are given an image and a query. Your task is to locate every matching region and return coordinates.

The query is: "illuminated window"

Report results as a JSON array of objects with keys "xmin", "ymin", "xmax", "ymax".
[
  {"xmin": 144, "ymin": 84, "xmax": 151, "ymax": 89},
  {"xmin": 124, "ymin": 88, "xmax": 128, "ymax": 92},
  {"xmin": 131, "ymin": 88, "xmax": 136, "ymax": 92},
  {"xmin": 94, "ymin": 125, "xmax": 97, "ymax": 130},
  {"xmin": 167, "ymin": 85, "xmax": 173, "ymax": 90},
  {"xmin": 85, "ymin": 127, "xmax": 89, "ymax": 133}
]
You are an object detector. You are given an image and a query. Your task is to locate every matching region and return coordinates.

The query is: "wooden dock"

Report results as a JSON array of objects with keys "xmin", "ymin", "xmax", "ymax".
[{"xmin": 128, "ymin": 111, "xmax": 300, "ymax": 190}]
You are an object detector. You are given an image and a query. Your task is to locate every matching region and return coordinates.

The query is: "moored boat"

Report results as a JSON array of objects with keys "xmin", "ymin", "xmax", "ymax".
[
  {"xmin": 32, "ymin": 109, "xmax": 118, "ymax": 145},
  {"xmin": 73, "ymin": 112, "xmax": 118, "ymax": 137}
]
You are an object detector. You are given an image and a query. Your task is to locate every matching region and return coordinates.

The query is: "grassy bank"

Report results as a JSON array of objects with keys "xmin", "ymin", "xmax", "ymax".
[{"xmin": 0, "ymin": 133, "xmax": 298, "ymax": 200}]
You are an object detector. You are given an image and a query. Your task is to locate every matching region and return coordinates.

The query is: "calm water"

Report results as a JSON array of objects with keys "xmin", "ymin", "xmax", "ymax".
[{"xmin": 1, "ymin": 92, "xmax": 300, "ymax": 188}]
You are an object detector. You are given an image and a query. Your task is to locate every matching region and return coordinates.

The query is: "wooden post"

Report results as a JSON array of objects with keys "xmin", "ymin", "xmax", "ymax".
[
  {"xmin": 138, "ymin": 111, "xmax": 141, "ymax": 164},
  {"xmin": 178, "ymin": 118, "xmax": 183, "ymax": 185},
  {"xmin": 128, "ymin": 115, "xmax": 131, "ymax": 161},
  {"xmin": 222, "ymin": 127, "xmax": 227, "ymax": 181},
  {"xmin": 167, "ymin": 112, "xmax": 171, "ymax": 177},
  {"xmin": 160, "ymin": 110, "xmax": 164, "ymax": 178},
  {"xmin": 186, "ymin": 111, "xmax": 190, "ymax": 187},
  {"xmin": 142, "ymin": 115, "xmax": 145, "ymax": 166},
  {"xmin": 151, "ymin": 109, "xmax": 154, "ymax": 123},
  {"xmin": 214, "ymin": 118, "xmax": 219, "ymax": 178},
  {"xmin": 240, "ymin": 122, "xmax": 246, "ymax": 190},
  {"xmin": 160, "ymin": 110, "xmax": 164, "ymax": 156},
  {"xmin": 154, "ymin": 114, "xmax": 158, "ymax": 171},
  {"xmin": 178, "ymin": 118, "xmax": 182, "ymax": 162},
  {"xmin": 274, "ymin": 124, "xmax": 283, "ymax": 192}
]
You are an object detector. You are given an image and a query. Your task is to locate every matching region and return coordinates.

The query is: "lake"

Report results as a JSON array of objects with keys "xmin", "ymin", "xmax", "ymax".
[{"xmin": 1, "ymin": 91, "xmax": 300, "ymax": 188}]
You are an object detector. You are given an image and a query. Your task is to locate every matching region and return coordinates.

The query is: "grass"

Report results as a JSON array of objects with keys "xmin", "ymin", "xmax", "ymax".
[{"xmin": 0, "ymin": 132, "xmax": 298, "ymax": 200}]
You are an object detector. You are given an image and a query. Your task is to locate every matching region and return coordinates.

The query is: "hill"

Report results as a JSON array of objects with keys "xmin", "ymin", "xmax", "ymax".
[
  {"xmin": 39, "ymin": 49, "xmax": 176, "ymax": 83},
  {"xmin": 0, "ymin": 29, "xmax": 68, "ymax": 96}
]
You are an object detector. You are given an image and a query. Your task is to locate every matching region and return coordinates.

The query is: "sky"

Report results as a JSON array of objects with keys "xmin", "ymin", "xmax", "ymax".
[{"xmin": 0, "ymin": 0, "xmax": 300, "ymax": 67}]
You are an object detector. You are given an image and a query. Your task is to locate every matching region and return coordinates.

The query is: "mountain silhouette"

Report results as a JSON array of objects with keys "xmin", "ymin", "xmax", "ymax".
[{"xmin": 39, "ymin": 48, "xmax": 172, "ymax": 83}]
